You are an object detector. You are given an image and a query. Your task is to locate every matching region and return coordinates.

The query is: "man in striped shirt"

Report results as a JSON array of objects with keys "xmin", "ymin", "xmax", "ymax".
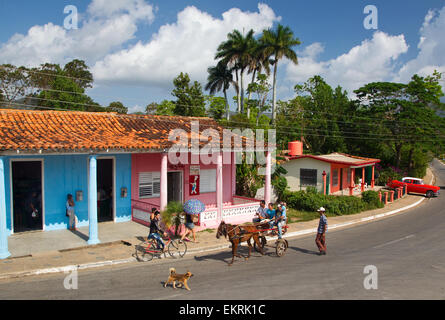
[{"xmin": 316, "ymin": 207, "xmax": 328, "ymax": 255}]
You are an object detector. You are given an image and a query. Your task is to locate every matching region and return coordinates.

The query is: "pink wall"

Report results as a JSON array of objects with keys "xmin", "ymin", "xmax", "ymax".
[{"xmin": 131, "ymin": 152, "xmax": 234, "ymax": 208}]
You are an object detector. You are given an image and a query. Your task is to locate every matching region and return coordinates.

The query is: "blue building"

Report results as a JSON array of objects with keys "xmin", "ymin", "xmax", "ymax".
[{"xmin": 0, "ymin": 109, "xmax": 153, "ymax": 259}]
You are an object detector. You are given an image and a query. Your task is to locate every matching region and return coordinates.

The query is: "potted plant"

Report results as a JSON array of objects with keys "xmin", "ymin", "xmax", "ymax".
[{"xmin": 161, "ymin": 201, "xmax": 184, "ymax": 236}]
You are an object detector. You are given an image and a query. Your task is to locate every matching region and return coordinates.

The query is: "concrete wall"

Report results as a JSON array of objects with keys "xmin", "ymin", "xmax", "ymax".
[
  {"xmin": 281, "ymin": 158, "xmax": 330, "ymax": 193},
  {"xmin": 3, "ymin": 154, "xmax": 131, "ymax": 234}
]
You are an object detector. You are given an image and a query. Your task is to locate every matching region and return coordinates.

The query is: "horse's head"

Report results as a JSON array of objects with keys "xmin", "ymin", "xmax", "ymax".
[{"xmin": 216, "ymin": 221, "xmax": 227, "ymax": 239}]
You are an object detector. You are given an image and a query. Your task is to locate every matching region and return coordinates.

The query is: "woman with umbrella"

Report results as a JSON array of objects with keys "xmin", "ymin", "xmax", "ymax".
[{"xmin": 179, "ymin": 199, "xmax": 205, "ymax": 244}]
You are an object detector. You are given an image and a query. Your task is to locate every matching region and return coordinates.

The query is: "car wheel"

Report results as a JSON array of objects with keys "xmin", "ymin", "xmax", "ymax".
[{"xmin": 426, "ymin": 190, "xmax": 434, "ymax": 198}]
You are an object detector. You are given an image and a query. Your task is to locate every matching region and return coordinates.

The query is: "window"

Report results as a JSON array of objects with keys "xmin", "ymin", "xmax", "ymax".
[
  {"xmin": 200, "ymin": 169, "xmax": 216, "ymax": 193},
  {"xmin": 139, "ymin": 172, "xmax": 160, "ymax": 198},
  {"xmin": 332, "ymin": 169, "xmax": 339, "ymax": 186},
  {"xmin": 300, "ymin": 169, "xmax": 317, "ymax": 187}
]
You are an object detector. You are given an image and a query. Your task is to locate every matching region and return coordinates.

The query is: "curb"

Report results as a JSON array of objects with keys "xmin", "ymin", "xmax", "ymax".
[{"xmin": 0, "ymin": 168, "xmax": 435, "ymax": 280}]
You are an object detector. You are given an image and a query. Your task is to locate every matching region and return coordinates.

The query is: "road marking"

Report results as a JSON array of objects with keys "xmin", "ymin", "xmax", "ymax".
[{"xmin": 373, "ymin": 234, "xmax": 415, "ymax": 249}]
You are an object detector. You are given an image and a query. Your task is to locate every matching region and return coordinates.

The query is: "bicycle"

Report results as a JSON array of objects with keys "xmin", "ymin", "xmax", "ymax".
[{"xmin": 135, "ymin": 234, "xmax": 187, "ymax": 262}]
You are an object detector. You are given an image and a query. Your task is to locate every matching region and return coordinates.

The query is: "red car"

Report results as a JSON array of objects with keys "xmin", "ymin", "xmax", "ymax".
[{"xmin": 387, "ymin": 177, "xmax": 440, "ymax": 198}]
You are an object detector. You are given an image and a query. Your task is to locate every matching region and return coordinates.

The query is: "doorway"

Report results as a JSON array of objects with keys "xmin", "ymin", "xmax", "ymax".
[
  {"xmin": 11, "ymin": 161, "xmax": 43, "ymax": 233},
  {"xmin": 168, "ymin": 171, "xmax": 183, "ymax": 203},
  {"xmin": 97, "ymin": 159, "xmax": 114, "ymax": 222}
]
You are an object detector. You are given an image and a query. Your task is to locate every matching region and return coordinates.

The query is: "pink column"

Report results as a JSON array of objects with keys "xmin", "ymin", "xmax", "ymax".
[
  {"xmin": 231, "ymin": 152, "xmax": 236, "ymax": 197},
  {"xmin": 160, "ymin": 152, "xmax": 168, "ymax": 212},
  {"xmin": 361, "ymin": 167, "xmax": 365, "ymax": 192},
  {"xmin": 371, "ymin": 165, "xmax": 375, "ymax": 189},
  {"xmin": 217, "ymin": 152, "xmax": 223, "ymax": 222},
  {"xmin": 322, "ymin": 171, "xmax": 327, "ymax": 195},
  {"xmin": 265, "ymin": 151, "xmax": 272, "ymax": 205}
]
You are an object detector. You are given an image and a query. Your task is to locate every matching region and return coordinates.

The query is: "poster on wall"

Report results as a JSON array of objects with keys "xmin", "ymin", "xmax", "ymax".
[
  {"xmin": 189, "ymin": 175, "xmax": 200, "ymax": 195},
  {"xmin": 189, "ymin": 165, "xmax": 200, "ymax": 195}
]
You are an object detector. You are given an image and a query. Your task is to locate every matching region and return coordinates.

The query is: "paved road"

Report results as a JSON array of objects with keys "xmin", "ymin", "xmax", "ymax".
[{"xmin": 1, "ymin": 160, "xmax": 445, "ymax": 300}]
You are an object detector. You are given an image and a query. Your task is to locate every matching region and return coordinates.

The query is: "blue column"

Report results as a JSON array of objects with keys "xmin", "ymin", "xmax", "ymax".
[
  {"xmin": 0, "ymin": 157, "xmax": 11, "ymax": 259},
  {"xmin": 88, "ymin": 155, "xmax": 100, "ymax": 245}
]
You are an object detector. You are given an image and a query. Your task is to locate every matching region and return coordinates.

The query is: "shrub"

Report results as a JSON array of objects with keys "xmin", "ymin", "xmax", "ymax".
[
  {"xmin": 283, "ymin": 189, "xmax": 382, "ymax": 216},
  {"xmin": 361, "ymin": 190, "xmax": 384, "ymax": 209}
]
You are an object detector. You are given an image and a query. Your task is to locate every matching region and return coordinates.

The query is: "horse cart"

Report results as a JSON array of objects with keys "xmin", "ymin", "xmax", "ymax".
[
  {"xmin": 216, "ymin": 220, "xmax": 289, "ymax": 265},
  {"xmin": 251, "ymin": 220, "xmax": 289, "ymax": 257}
]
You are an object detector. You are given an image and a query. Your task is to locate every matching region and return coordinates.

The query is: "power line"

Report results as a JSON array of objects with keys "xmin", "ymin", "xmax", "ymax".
[{"xmin": 1, "ymin": 102, "xmax": 444, "ymax": 144}]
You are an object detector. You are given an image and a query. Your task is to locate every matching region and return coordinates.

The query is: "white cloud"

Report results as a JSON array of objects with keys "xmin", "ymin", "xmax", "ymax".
[
  {"xmin": 0, "ymin": 0, "xmax": 155, "ymax": 67},
  {"xmin": 92, "ymin": 4, "xmax": 281, "ymax": 87},
  {"xmin": 395, "ymin": 6, "xmax": 445, "ymax": 84},
  {"xmin": 285, "ymin": 31, "xmax": 409, "ymax": 95}
]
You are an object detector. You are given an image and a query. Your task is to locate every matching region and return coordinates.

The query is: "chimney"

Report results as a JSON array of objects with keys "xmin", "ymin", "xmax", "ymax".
[{"xmin": 288, "ymin": 141, "xmax": 303, "ymax": 156}]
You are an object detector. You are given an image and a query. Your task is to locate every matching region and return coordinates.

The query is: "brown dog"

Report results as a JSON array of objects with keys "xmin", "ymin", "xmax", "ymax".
[{"xmin": 164, "ymin": 268, "xmax": 193, "ymax": 290}]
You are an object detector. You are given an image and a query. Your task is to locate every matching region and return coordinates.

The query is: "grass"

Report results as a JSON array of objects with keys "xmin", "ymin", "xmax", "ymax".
[
  {"xmin": 286, "ymin": 208, "xmax": 339, "ymax": 223},
  {"xmin": 199, "ymin": 228, "xmax": 214, "ymax": 233}
]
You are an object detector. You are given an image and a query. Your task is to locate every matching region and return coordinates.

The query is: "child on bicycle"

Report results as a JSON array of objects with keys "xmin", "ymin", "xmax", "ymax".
[{"xmin": 148, "ymin": 210, "xmax": 167, "ymax": 252}]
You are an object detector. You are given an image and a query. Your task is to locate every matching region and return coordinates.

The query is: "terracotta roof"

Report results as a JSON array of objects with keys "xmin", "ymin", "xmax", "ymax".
[
  {"xmin": 0, "ymin": 109, "xmax": 261, "ymax": 153},
  {"xmin": 283, "ymin": 152, "xmax": 380, "ymax": 166}
]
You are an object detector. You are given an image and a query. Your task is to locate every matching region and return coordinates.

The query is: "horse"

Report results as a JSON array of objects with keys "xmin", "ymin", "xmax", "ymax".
[{"xmin": 216, "ymin": 221, "xmax": 267, "ymax": 266}]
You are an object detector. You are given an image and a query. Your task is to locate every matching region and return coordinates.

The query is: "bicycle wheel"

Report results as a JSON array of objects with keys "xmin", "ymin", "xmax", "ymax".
[
  {"xmin": 136, "ymin": 240, "xmax": 156, "ymax": 262},
  {"xmin": 168, "ymin": 239, "xmax": 187, "ymax": 258}
]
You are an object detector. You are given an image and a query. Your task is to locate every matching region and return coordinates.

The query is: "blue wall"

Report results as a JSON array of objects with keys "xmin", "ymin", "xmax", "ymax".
[{"xmin": 3, "ymin": 154, "xmax": 131, "ymax": 233}]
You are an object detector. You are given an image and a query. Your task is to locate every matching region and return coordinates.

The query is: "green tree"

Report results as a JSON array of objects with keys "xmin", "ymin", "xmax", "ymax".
[
  {"xmin": 206, "ymin": 96, "xmax": 226, "ymax": 120},
  {"xmin": 205, "ymin": 62, "xmax": 234, "ymax": 120},
  {"xmin": 63, "ymin": 59, "xmax": 94, "ymax": 89},
  {"xmin": 215, "ymin": 29, "xmax": 256, "ymax": 114},
  {"xmin": 354, "ymin": 72, "xmax": 444, "ymax": 169},
  {"xmin": 259, "ymin": 24, "xmax": 301, "ymax": 123},
  {"xmin": 172, "ymin": 72, "xmax": 206, "ymax": 117},
  {"xmin": 107, "ymin": 101, "xmax": 127, "ymax": 114},
  {"xmin": 246, "ymin": 73, "xmax": 271, "ymax": 124},
  {"xmin": 156, "ymin": 100, "xmax": 175, "ymax": 116},
  {"xmin": 0, "ymin": 64, "xmax": 32, "ymax": 106}
]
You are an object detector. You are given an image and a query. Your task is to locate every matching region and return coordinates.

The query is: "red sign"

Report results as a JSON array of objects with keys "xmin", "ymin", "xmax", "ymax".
[{"xmin": 189, "ymin": 175, "xmax": 200, "ymax": 195}]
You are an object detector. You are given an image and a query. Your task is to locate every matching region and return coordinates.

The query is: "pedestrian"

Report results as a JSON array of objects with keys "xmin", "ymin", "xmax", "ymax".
[
  {"xmin": 316, "ymin": 207, "xmax": 328, "ymax": 255},
  {"xmin": 276, "ymin": 203, "xmax": 287, "ymax": 239},
  {"xmin": 179, "ymin": 212, "xmax": 197, "ymax": 244},
  {"xmin": 253, "ymin": 200, "xmax": 268, "ymax": 222},
  {"xmin": 66, "ymin": 194, "xmax": 78, "ymax": 230}
]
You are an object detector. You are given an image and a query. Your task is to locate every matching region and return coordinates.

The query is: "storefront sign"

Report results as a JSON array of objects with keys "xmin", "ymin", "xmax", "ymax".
[{"xmin": 189, "ymin": 175, "xmax": 200, "ymax": 195}]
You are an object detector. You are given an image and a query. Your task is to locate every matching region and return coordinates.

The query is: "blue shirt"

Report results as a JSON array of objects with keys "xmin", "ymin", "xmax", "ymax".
[
  {"xmin": 267, "ymin": 209, "xmax": 276, "ymax": 219},
  {"xmin": 318, "ymin": 214, "xmax": 327, "ymax": 233}
]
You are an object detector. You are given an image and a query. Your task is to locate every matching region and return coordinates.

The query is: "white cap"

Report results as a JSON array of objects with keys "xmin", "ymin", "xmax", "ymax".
[{"xmin": 317, "ymin": 207, "xmax": 326, "ymax": 212}]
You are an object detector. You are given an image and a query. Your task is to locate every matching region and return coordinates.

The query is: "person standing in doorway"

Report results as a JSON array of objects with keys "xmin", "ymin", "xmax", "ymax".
[
  {"xmin": 316, "ymin": 207, "xmax": 328, "ymax": 255},
  {"xmin": 66, "ymin": 194, "xmax": 78, "ymax": 231}
]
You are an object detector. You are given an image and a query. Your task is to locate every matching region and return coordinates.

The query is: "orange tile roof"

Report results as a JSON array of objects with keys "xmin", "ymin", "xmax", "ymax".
[{"xmin": 0, "ymin": 109, "xmax": 259, "ymax": 153}]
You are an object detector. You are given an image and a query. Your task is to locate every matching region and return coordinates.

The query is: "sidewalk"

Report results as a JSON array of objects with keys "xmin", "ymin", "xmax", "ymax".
[{"xmin": 0, "ymin": 167, "xmax": 434, "ymax": 280}]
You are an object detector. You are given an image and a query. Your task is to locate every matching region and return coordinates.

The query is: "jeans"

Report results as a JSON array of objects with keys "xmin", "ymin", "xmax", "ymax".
[
  {"xmin": 277, "ymin": 219, "xmax": 286, "ymax": 239},
  {"xmin": 148, "ymin": 233, "xmax": 165, "ymax": 250}
]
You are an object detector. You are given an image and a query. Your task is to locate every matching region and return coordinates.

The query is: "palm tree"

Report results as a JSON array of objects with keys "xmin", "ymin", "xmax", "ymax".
[
  {"xmin": 205, "ymin": 62, "xmax": 234, "ymax": 120},
  {"xmin": 259, "ymin": 24, "xmax": 300, "ymax": 123},
  {"xmin": 215, "ymin": 29, "xmax": 256, "ymax": 114}
]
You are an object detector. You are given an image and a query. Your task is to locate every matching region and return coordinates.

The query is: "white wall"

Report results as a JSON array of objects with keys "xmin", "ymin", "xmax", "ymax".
[{"xmin": 281, "ymin": 158, "xmax": 330, "ymax": 192}]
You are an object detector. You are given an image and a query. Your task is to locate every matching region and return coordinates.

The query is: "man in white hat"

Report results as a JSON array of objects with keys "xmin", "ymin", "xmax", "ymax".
[{"xmin": 316, "ymin": 207, "xmax": 328, "ymax": 255}]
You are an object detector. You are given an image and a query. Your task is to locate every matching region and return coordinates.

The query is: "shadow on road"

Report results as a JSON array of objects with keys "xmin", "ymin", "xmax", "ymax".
[
  {"xmin": 193, "ymin": 246, "xmax": 273, "ymax": 265},
  {"xmin": 288, "ymin": 246, "xmax": 320, "ymax": 255}
]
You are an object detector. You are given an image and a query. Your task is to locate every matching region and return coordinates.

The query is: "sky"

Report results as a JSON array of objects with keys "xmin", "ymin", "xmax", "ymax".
[{"xmin": 0, "ymin": 0, "xmax": 444, "ymax": 113}]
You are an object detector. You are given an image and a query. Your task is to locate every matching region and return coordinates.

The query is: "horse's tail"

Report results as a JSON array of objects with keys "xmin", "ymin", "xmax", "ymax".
[{"xmin": 169, "ymin": 267, "xmax": 176, "ymax": 275}]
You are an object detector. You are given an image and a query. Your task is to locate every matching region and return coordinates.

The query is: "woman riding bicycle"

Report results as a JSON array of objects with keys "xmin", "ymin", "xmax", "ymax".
[{"xmin": 148, "ymin": 210, "xmax": 167, "ymax": 252}]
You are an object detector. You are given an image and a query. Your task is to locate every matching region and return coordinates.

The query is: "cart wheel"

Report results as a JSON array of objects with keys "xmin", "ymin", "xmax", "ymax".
[
  {"xmin": 276, "ymin": 239, "xmax": 286, "ymax": 257},
  {"xmin": 254, "ymin": 236, "xmax": 267, "ymax": 253}
]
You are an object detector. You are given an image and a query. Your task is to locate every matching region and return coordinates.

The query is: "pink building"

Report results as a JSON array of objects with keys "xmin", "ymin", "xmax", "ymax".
[{"xmin": 130, "ymin": 116, "xmax": 272, "ymax": 230}]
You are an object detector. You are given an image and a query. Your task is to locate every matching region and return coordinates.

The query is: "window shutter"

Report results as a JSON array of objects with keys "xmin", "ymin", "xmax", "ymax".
[
  {"xmin": 139, "ymin": 172, "xmax": 161, "ymax": 198},
  {"xmin": 200, "ymin": 169, "xmax": 216, "ymax": 193}
]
